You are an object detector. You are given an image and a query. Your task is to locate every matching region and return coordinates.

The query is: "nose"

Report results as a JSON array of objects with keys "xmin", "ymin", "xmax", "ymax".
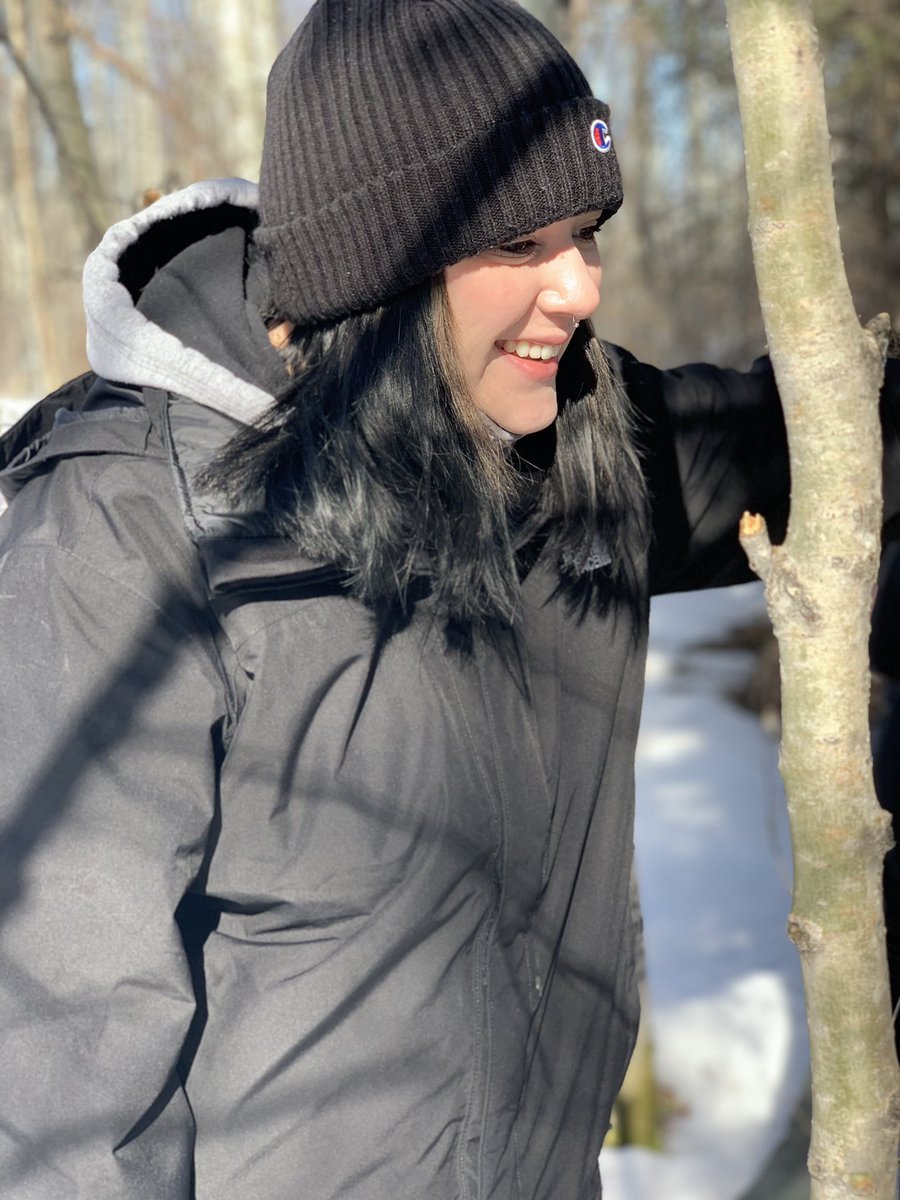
[{"xmin": 538, "ymin": 245, "xmax": 601, "ymax": 323}]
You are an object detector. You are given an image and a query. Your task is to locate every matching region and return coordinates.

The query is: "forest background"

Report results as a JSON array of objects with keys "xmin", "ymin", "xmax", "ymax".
[{"xmin": 1, "ymin": 0, "xmax": 898, "ymax": 400}]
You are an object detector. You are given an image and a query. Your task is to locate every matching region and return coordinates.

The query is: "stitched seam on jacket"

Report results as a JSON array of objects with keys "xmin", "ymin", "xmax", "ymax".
[
  {"xmin": 146, "ymin": 388, "xmax": 206, "ymax": 542},
  {"xmin": 139, "ymin": 390, "xmax": 247, "ymax": 724}
]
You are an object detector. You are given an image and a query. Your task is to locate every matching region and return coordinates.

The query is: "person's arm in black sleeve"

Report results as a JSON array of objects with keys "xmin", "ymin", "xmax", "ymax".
[
  {"xmin": 0, "ymin": 490, "xmax": 228, "ymax": 1196},
  {"xmin": 881, "ymin": 356, "xmax": 900, "ymax": 543},
  {"xmin": 609, "ymin": 343, "xmax": 789, "ymax": 594},
  {"xmin": 611, "ymin": 344, "xmax": 900, "ymax": 596}
]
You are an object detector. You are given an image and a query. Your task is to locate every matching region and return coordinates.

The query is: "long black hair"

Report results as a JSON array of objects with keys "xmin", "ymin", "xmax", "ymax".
[{"xmin": 200, "ymin": 271, "xmax": 648, "ymax": 630}]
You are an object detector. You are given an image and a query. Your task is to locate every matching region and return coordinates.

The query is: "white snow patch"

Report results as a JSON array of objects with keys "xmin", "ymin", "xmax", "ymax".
[
  {"xmin": 1, "ymin": 398, "xmax": 37, "ymax": 517},
  {"xmin": 601, "ymin": 583, "xmax": 808, "ymax": 1200},
  {"xmin": 0, "ymin": 397, "xmax": 35, "ymax": 433}
]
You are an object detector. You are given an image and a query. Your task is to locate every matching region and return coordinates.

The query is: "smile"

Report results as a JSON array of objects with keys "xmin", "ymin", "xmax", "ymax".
[{"xmin": 500, "ymin": 340, "xmax": 563, "ymax": 362}]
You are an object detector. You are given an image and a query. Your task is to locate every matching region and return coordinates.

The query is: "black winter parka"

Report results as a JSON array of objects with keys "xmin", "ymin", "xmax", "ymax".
[{"xmin": 1, "ymin": 180, "xmax": 897, "ymax": 1200}]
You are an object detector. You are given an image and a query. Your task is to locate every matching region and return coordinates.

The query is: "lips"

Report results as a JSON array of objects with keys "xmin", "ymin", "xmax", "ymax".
[{"xmin": 496, "ymin": 340, "xmax": 561, "ymax": 380}]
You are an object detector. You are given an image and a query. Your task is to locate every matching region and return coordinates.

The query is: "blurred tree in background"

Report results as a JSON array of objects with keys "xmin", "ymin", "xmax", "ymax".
[
  {"xmin": 0, "ymin": 0, "xmax": 897, "ymax": 396},
  {"xmin": 0, "ymin": 0, "xmax": 299, "ymax": 393}
]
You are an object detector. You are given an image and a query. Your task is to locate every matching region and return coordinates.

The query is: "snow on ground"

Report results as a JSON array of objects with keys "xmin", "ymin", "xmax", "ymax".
[
  {"xmin": 1, "ymin": 398, "xmax": 37, "ymax": 514},
  {"xmin": 0, "ymin": 396, "xmax": 35, "ymax": 432},
  {"xmin": 601, "ymin": 583, "xmax": 809, "ymax": 1200}
]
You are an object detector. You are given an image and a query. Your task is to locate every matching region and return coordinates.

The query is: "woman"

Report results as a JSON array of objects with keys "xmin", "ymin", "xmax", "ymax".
[{"xmin": 0, "ymin": 2, "xmax": 893, "ymax": 1198}]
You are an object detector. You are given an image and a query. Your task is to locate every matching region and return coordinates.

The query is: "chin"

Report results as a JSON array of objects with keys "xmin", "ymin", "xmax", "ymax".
[
  {"xmin": 502, "ymin": 405, "xmax": 558, "ymax": 437},
  {"xmin": 482, "ymin": 390, "xmax": 558, "ymax": 438}
]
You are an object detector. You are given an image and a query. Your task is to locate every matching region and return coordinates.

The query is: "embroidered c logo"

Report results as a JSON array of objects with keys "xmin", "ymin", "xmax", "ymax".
[{"xmin": 590, "ymin": 119, "xmax": 612, "ymax": 153}]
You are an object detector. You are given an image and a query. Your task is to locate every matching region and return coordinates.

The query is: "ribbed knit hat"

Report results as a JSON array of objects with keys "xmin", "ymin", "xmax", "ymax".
[{"xmin": 257, "ymin": 0, "xmax": 623, "ymax": 326}]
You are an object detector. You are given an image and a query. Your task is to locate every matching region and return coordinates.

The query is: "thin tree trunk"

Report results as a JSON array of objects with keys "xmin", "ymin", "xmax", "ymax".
[
  {"xmin": 566, "ymin": 0, "xmax": 589, "ymax": 59},
  {"xmin": 117, "ymin": 1, "xmax": 167, "ymax": 209},
  {"xmin": 2, "ymin": 0, "xmax": 109, "ymax": 252},
  {"xmin": 725, "ymin": 1, "xmax": 900, "ymax": 1196},
  {"xmin": 3, "ymin": 0, "xmax": 63, "ymax": 391},
  {"xmin": 199, "ymin": 0, "xmax": 282, "ymax": 180},
  {"xmin": 629, "ymin": 0, "xmax": 655, "ymax": 261}
]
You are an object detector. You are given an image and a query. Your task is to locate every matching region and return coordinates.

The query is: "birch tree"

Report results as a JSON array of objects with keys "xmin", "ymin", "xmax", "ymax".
[
  {"xmin": 2, "ymin": 0, "xmax": 62, "ymax": 391},
  {"xmin": 195, "ymin": 0, "xmax": 283, "ymax": 180},
  {"xmin": 116, "ymin": 1, "xmax": 167, "ymax": 207},
  {"xmin": 5, "ymin": 0, "xmax": 111, "ymax": 252},
  {"xmin": 725, "ymin": 1, "xmax": 900, "ymax": 1195}
]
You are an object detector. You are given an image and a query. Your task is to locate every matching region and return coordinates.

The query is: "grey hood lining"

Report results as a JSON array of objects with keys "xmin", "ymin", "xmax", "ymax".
[{"xmin": 83, "ymin": 178, "xmax": 275, "ymax": 426}]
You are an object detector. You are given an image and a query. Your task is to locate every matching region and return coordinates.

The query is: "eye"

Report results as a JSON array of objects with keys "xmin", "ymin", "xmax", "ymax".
[
  {"xmin": 575, "ymin": 216, "xmax": 604, "ymax": 243},
  {"xmin": 490, "ymin": 238, "xmax": 537, "ymax": 259}
]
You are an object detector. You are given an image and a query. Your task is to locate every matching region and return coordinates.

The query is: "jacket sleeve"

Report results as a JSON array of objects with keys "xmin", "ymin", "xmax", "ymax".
[
  {"xmin": 613, "ymin": 345, "xmax": 900, "ymax": 596},
  {"xmin": 0, "ymin": 535, "xmax": 227, "ymax": 1198}
]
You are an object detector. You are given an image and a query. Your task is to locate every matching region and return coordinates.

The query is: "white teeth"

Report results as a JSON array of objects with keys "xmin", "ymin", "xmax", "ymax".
[{"xmin": 501, "ymin": 339, "xmax": 560, "ymax": 360}]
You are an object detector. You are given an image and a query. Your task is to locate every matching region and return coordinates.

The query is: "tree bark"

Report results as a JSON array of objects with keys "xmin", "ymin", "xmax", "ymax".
[
  {"xmin": 2, "ymin": 0, "xmax": 63, "ymax": 392},
  {"xmin": 725, "ymin": 1, "xmax": 900, "ymax": 1196},
  {"xmin": 197, "ymin": 0, "xmax": 282, "ymax": 180},
  {"xmin": 116, "ymin": 1, "xmax": 167, "ymax": 208},
  {"xmin": 1, "ymin": 0, "xmax": 110, "ymax": 252}
]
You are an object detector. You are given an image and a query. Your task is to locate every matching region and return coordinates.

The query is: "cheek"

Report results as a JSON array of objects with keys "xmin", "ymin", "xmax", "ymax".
[{"xmin": 444, "ymin": 264, "xmax": 518, "ymax": 350}]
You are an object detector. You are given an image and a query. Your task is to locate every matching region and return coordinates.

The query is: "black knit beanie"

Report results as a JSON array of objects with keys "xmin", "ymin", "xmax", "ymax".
[{"xmin": 257, "ymin": 0, "xmax": 623, "ymax": 326}]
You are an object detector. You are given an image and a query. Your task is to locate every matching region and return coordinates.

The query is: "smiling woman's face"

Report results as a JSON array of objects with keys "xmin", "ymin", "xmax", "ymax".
[{"xmin": 442, "ymin": 212, "xmax": 603, "ymax": 437}]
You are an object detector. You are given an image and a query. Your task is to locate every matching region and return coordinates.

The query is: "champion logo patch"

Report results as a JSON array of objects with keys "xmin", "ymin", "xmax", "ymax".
[{"xmin": 590, "ymin": 118, "xmax": 612, "ymax": 153}]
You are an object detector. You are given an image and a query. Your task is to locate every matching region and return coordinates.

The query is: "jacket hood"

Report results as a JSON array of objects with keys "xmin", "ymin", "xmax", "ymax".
[
  {"xmin": 1, "ymin": 181, "xmax": 289, "ymax": 510},
  {"xmin": 83, "ymin": 178, "xmax": 283, "ymax": 426}
]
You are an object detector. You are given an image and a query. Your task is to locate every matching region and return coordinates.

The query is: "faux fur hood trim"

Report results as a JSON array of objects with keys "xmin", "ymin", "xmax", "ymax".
[{"xmin": 83, "ymin": 178, "xmax": 274, "ymax": 425}]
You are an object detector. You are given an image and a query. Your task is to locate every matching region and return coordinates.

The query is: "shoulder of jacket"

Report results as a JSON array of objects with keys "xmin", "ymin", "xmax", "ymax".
[{"xmin": 0, "ymin": 376, "xmax": 169, "ymax": 505}]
